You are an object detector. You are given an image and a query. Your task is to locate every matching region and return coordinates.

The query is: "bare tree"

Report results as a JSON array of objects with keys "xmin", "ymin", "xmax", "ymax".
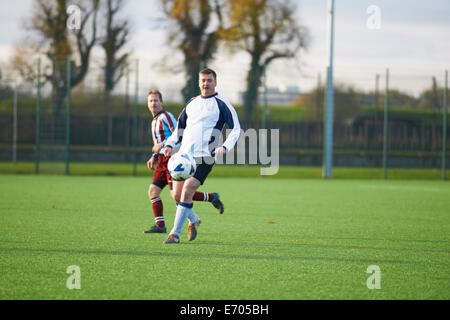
[
  {"xmin": 10, "ymin": 46, "xmax": 38, "ymax": 83},
  {"xmin": 25, "ymin": 0, "xmax": 99, "ymax": 115},
  {"xmin": 100, "ymin": 0, "xmax": 131, "ymax": 146},
  {"xmin": 225, "ymin": 0, "xmax": 309, "ymax": 121},
  {"xmin": 161, "ymin": 0, "xmax": 226, "ymax": 102}
]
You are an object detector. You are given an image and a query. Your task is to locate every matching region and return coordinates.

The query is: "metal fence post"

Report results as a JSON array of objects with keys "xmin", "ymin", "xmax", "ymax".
[
  {"xmin": 35, "ymin": 58, "xmax": 41, "ymax": 174},
  {"xmin": 383, "ymin": 68, "xmax": 389, "ymax": 180},
  {"xmin": 133, "ymin": 59, "xmax": 139, "ymax": 176},
  {"xmin": 12, "ymin": 81, "xmax": 18, "ymax": 163},
  {"xmin": 262, "ymin": 66, "xmax": 268, "ymax": 131},
  {"xmin": 443, "ymin": 70, "xmax": 448, "ymax": 180},
  {"xmin": 66, "ymin": 55, "xmax": 71, "ymax": 175}
]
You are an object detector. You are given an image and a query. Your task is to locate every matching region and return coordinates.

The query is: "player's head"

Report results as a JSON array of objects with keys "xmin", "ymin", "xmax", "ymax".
[
  {"xmin": 147, "ymin": 89, "xmax": 163, "ymax": 117},
  {"xmin": 199, "ymin": 68, "xmax": 217, "ymax": 97}
]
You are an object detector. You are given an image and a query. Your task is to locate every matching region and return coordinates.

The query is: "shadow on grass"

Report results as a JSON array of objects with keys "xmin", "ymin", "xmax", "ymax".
[{"xmin": 1, "ymin": 245, "xmax": 447, "ymax": 267}]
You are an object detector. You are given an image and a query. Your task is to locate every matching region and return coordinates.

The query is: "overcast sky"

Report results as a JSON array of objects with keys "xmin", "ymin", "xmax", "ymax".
[{"xmin": 1, "ymin": 0, "xmax": 449, "ymax": 102}]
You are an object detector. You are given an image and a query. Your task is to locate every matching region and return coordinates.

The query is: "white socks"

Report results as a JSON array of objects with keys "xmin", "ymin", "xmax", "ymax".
[{"xmin": 170, "ymin": 202, "xmax": 198, "ymax": 236}]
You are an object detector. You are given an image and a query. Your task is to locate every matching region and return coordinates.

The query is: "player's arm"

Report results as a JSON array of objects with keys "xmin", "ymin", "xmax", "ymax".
[
  {"xmin": 147, "ymin": 153, "xmax": 159, "ymax": 170},
  {"xmin": 148, "ymin": 120, "xmax": 159, "ymax": 170},
  {"xmin": 164, "ymin": 108, "xmax": 187, "ymax": 156},
  {"xmin": 152, "ymin": 142, "xmax": 164, "ymax": 153},
  {"xmin": 214, "ymin": 100, "xmax": 241, "ymax": 155},
  {"xmin": 160, "ymin": 113, "xmax": 179, "ymax": 152}
]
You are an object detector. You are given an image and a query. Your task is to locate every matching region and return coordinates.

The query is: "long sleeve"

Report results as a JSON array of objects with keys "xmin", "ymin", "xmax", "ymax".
[
  {"xmin": 165, "ymin": 108, "xmax": 187, "ymax": 149},
  {"xmin": 216, "ymin": 97, "xmax": 241, "ymax": 152}
]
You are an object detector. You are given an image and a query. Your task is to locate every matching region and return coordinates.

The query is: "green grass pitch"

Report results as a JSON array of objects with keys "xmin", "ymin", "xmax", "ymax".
[{"xmin": 0, "ymin": 174, "xmax": 449, "ymax": 299}]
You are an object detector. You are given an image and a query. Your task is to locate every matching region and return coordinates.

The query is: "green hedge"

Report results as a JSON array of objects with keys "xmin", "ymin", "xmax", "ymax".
[{"xmin": 0, "ymin": 96, "xmax": 441, "ymax": 124}]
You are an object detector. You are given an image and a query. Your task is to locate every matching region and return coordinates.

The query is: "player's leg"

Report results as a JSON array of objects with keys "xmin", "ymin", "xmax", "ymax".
[
  {"xmin": 167, "ymin": 177, "xmax": 200, "ymax": 239},
  {"xmin": 145, "ymin": 156, "xmax": 170, "ymax": 234},
  {"xmin": 164, "ymin": 179, "xmax": 208, "ymax": 243},
  {"xmin": 192, "ymin": 191, "xmax": 224, "ymax": 214},
  {"xmin": 165, "ymin": 155, "xmax": 222, "ymax": 212},
  {"xmin": 181, "ymin": 177, "xmax": 203, "ymax": 241},
  {"xmin": 144, "ymin": 181, "xmax": 167, "ymax": 234},
  {"xmin": 180, "ymin": 176, "xmax": 201, "ymax": 203},
  {"xmin": 164, "ymin": 158, "xmax": 215, "ymax": 244},
  {"xmin": 193, "ymin": 158, "xmax": 224, "ymax": 214},
  {"xmin": 184, "ymin": 160, "xmax": 215, "ymax": 241},
  {"xmin": 170, "ymin": 180, "xmax": 184, "ymax": 205},
  {"xmin": 162, "ymin": 163, "xmax": 186, "ymax": 243},
  {"xmin": 165, "ymin": 177, "xmax": 201, "ymax": 244},
  {"xmin": 169, "ymin": 163, "xmax": 199, "ymax": 226},
  {"xmin": 187, "ymin": 161, "xmax": 222, "ymax": 213}
]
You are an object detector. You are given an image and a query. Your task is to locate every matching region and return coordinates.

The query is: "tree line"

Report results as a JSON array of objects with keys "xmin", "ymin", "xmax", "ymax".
[
  {"xmin": 9, "ymin": 0, "xmax": 309, "ymax": 125},
  {"xmin": 295, "ymin": 79, "xmax": 448, "ymax": 122}
]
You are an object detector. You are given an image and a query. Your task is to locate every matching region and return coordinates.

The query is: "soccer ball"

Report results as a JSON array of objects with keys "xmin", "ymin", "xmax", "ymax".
[{"xmin": 167, "ymin": 152, "xmax": 196, "ymax": 181}]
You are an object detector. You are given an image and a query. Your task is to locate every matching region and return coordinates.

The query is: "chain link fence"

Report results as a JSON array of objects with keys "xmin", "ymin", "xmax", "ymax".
[{"xmin": 0, "ymin": 56, "xmax": 448, "ymax": 177}]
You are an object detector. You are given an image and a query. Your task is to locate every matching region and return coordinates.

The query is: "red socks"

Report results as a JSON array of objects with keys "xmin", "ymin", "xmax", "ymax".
[
  {"xmin": 151, "ymin": 197, "xmax": 165, "ymax": 227},
  {"xmin": 193, "ymin": 192, "xmax": 215, "ymax": 202}
]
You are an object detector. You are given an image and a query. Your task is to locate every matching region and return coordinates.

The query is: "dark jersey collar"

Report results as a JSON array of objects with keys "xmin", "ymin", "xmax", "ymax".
[
  {"xmin": 200, "ymin": 92, "xmax": 218, "ymax": 99},
  {"xmin": 153, "ymin": 110, "xmax": 164, "ymax": 119}
]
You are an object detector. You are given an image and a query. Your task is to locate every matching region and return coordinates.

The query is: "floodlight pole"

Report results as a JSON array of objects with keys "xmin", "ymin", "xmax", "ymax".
[{"xmin": 323, "ymin": 0, "xmax": 335, "ymax": 179}]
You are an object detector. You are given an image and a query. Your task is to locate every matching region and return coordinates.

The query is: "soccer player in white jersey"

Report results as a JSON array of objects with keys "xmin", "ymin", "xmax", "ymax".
[
  {"xmin": 162, "ymin": 68, "xmax": 241, "ymax": 244},
  {"xmin": 144, "ymin": 90, "xmax": 224, "ymax": 234}
]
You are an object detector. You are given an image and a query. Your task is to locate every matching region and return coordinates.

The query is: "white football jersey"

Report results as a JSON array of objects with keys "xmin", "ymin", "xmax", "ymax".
[{"xmin": 165, "ymin": 93, "xmax": 241, "ymax": 158}]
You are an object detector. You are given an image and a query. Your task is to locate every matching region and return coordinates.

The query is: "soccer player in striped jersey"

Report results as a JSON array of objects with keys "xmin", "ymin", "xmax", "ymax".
[
  {"xmin": 144, "ymin": 90, "xmax": 224, "ymax": 234},
  {"xmin": 162, "ymin": 69, "xmax": 241, "ymax": 244}
]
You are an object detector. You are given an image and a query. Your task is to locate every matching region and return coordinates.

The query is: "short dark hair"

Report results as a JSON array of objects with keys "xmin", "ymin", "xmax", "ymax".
[
  {"xmin": 147, "ymin": 89, "xmax": 163, "ymax": 102},
  {"xmin": 199, "ymin": 68, "xmax": 217, "ymax": 80}
]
